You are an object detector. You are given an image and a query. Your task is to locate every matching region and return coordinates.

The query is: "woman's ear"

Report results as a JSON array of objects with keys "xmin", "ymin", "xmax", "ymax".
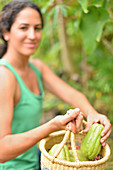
[{"xmin": 3, "ymin": 30, "xmax": 10, "ymax": 41}]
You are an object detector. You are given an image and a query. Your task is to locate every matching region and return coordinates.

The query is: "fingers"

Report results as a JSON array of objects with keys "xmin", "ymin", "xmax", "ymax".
[
  {"xmin": 83, "ymin": 121, "xmax": 92, "ymax": 134},
  {"xmin": 82, "ymin": 114, "xmax": 111, "ymax": 146},
  {"xmin": 64, "ymin": 108, "xmax": 80, "ymax": 124},
  {"xmin": 65, "ymin": 108, "xmax": 83, "ymax": 133},
  {"xmin": 65, "ymin": 121, "xmax": 76, "ymax": 133},
  {"xmin": 96, "ymin": 115, "xmax": 111, "ymax": 145},
  {"xmin": 53, "ymin": 108, "xmax": 81, "ymax": 132},
  {"xmin": 66, "ymin": 108, "xmax": 80, "ymax": 116},
  {"xmin": 100, "ymin": 118, "xmax": 111, "ymax": 137},
  {"xmin": 100, "ymin": 128, "xmax": 111, "ymax": 146},
  {"xmin": 76, "ymin": 112, "xmax": 83, "ymax": 132}
]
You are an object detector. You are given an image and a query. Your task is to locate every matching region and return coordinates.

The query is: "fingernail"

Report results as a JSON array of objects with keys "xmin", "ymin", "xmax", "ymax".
[
  {"xmin": 67, "ymin": 125, "xmax": 71, "ymax": 130},
  {"xmin": 74, "ymin": 108, "xmax": 80, "ymax": 112},
  {"xmin": 79, "ymin": 112, "xmax": 83, "ymax": 116},
  {"xmin": 66, "ymin": 109, "xmax": 73, "ymax": 114},
  {"xmin": 100, "ymin": 139, "xmax": 104, "ymax": 143},
  {"xmin": 102, "ymin": 142, "xmax": 106, "ymax": 146},
  {"xmin": 101, "ymin": 132, "xmax": 104, "ymax": 137}
]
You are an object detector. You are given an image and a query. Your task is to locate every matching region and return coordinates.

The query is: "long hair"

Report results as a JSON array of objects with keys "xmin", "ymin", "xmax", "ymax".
[{"xmin": 0, "ymin": 0, "xmax": 44, "ymax": 58}]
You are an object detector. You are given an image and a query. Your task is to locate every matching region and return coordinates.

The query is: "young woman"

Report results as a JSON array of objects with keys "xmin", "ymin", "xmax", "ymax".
[{"xmin": 0, "ymin": 0, "xmax": 111, "ymax": 169}]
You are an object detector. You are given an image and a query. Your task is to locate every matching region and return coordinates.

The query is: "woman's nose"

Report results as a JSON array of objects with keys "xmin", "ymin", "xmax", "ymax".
[{"xmin": 28, "ymin": 28, "xmax": 35, "ymax": 39}]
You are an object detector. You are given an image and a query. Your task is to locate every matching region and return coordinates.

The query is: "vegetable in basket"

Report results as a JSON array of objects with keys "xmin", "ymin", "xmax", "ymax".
[
  {"xmin": 49, "ymin": 144, "xmax": 89, "ymax": 161},
  {"xmin": 49, "ymin": 144, "xmax": 70, "ymax": 161},
  {"xmin": 81, "ymin": 123, "xmax": 104, "ymax": 159},
  {"xmin": 69, "ymin": 150, "xmax": 89, "ymax": 161},
  {"xmin": 49, "ymin": 123, "xmax": 104, "ymax": 161}
]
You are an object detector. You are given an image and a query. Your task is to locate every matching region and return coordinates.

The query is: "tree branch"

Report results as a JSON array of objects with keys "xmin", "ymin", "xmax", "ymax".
[{"xmin": 102, "ymin": 38, "xmax": 113, "ymax": 55}]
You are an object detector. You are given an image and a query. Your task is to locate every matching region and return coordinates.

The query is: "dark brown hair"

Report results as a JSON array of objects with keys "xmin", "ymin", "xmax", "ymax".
[{"xmin": 0, "ymin": 0, "xmax": 44, "ymax": 58}]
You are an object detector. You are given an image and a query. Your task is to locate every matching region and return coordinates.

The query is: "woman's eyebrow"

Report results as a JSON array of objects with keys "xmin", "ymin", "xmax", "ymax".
[
  {"xmin": 35, "ymin": 24, "xmax": 42, "ymax": 26},
  {"xmin": 19, "ymin": 23, "xmax": 42, "ymax": 26}
]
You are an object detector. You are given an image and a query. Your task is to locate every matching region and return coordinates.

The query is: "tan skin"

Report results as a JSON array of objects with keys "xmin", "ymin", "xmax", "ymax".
[{"xmin": 0, "ymin": 7, "xmax": 111, "ymax": 162}]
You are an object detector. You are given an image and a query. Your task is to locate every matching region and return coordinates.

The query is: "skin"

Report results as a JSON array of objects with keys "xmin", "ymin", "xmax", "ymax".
[{"xmin": 0, "ymin": 7, "xmax": 111, "ymax": 162}]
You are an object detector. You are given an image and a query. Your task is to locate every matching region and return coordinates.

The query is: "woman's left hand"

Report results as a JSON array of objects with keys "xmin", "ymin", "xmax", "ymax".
[
  {"xmin": 65, "ymin": 109, "xmax": 83, "ymax": 133},
  {"xmin": 83, "ymin": 112, "xmax": 111, "ymax": 146},
  {"xmin": 51, "ymin": 108, "xmax": 83, "ymax": 133}
]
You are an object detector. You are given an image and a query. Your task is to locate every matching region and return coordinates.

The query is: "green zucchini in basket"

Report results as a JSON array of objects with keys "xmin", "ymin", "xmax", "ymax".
[
  {"xmin": 49, "ymin": 143, "xmax": 89, "ymax": 161},
  {"xmin": 49, "ymin": 144, "xmax": 70, "ymax": 161},
  {"xmin": 81, "ymin": 123, "xmax": 104, "ymax": 159},
  {"xmin": 69, "ymin": 149, "xmax": 89, "ymax": 161}
]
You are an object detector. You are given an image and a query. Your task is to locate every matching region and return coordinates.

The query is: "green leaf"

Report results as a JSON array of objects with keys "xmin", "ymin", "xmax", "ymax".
[
  {"xmin": 91, "ymin": 0, "xmax": 102, "ymax": 3},
  {"xmin": 80, "ymin": 6, "xmax": 110, "ymax": 54},
  {"xmin": 90, "ymin": 0, "xmax": 104, "ymax": 6},
  {"xmin": 78, "ymin": 0, "xmax": 89, "ymax": 13},
  {"xmin": 102, "ymin": 0, "xmax": 107, "ymax": 8}
]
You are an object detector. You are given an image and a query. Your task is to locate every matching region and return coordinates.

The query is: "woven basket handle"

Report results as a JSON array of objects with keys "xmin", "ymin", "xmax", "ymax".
[
  {"xmin": 53, "ymin": 130, "xmax": 71, "ymax": 159},
  {"xmin": 53, "ymin": 120, "xmax": 87, "ymax": 162},
  {"xmin": 70, "ymin": 132, "xmax": 79, "ymax": 162},
  {"xmin": 70, "ymin": 120, "xmax": 87, "ymax": 162}
]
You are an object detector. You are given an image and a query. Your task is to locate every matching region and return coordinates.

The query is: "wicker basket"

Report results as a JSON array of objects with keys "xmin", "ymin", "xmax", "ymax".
[{"xmin": 39, "ymin": 128, "xmax": 110, "ymax": 170}]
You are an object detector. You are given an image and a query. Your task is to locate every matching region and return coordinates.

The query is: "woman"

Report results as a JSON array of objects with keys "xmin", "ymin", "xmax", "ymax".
[{"xmin": 0, "ymin": 0, "xmax": 111, "ymax": 169}]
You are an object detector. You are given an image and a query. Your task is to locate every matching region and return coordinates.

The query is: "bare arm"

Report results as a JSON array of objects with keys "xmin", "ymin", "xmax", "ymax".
[
  {"xmin": 0, "ymin": 112, "xmax": 81, "ymax": 163},
  {"xmin": 31, "ymin": 59, "xmax": 98, "ymax": 116},
  {"xmin": 0, "ymin": 67, "xmax": 82, "ymax": 162},
  {"xmin": 31, "ymin": 59, "xmax": 111, "ymax": 146}
]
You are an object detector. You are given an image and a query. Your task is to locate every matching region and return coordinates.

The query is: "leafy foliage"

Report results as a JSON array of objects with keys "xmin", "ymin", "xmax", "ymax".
[
  {"xmin": 78, "ymin": 0, "xmax": 89, "ymax": 13},
  {"xmin": 80, "ymin": 6, "xmax": 110, "ymax": 54}
]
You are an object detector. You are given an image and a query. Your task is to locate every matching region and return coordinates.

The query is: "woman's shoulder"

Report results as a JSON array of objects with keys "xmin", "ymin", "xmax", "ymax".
[
  {"xmin": 0, "ymin": 65, "xmax": 16, "ymax": 92},
  {"xmin": 0, "ymin": 65, "xmax": 16, "ymax": 80},
  {"xmin": 29, "ymin": 58, "xmax": 46, "ymax": 73}
]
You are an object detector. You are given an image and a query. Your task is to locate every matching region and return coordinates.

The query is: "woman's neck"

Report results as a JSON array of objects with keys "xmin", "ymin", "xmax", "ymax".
[{"xmin": 2, "ymin": 50, "xmax": 30, "ymax": 71}]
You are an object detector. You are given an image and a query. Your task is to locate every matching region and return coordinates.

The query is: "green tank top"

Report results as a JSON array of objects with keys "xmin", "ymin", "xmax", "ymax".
[{"xmin": 0, "ymin": 59, "xmax": 44, "ymax": 170}]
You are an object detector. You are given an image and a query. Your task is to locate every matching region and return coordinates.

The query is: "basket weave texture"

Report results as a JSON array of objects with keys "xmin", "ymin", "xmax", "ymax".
[{"xmin": 39, "ymin": 130, "xmax": 110, "ymax": 170}]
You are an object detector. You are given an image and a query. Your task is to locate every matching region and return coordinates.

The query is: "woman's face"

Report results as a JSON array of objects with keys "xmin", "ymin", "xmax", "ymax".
[{"xmin": 4, "ymin": 7, "xmax": 42, "ymax": 57}]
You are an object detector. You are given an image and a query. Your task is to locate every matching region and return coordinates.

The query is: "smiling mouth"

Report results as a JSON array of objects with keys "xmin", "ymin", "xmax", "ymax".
[{"xmin": 25, "ymin": 43, "xmax": 37, "ymax": 48}]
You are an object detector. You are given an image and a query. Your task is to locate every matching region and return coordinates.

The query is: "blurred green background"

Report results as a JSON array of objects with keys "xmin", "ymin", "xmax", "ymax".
[
  {"xmin": 0, "ymin": 0, "xmax": 113, "ymax": 168},
  {"xmin": 35, "ymin": 0, "xmax": 113, "ymax": 128}
]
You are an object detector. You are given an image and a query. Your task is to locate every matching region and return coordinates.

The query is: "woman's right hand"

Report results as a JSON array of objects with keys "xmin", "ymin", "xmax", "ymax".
[{"xmin": 51, "ymin": 108, "xmax": 83, "ymax": 133}]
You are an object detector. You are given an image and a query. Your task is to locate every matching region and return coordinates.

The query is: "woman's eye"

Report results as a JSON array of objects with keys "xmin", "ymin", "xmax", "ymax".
[
  {"xmin": 35, "ymin": 27, "xmax": 42, "ymax": 31},
  {"xmin": 20, "ymin": 27, "xmax": 27, "ymax": 30}
]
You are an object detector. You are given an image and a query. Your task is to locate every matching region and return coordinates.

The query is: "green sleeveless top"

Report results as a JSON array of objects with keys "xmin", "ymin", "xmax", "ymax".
[{"xmin": 0, "ymin": 59, "xmax": 44, "ymax": 170}]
